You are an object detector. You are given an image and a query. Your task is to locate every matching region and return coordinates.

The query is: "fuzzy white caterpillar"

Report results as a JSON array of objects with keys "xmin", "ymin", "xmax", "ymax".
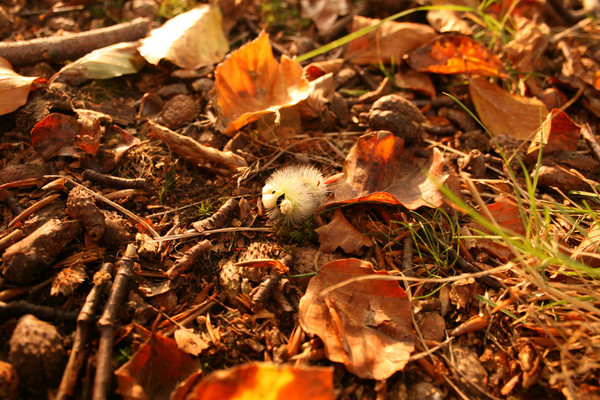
[{"xmin": 262, "ymin": 164, "xmax": 328, "ymax": 226}]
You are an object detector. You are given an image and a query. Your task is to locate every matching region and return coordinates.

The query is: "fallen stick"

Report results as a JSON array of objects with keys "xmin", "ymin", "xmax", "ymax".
[
  {"xmin": 57, "ymin": 262, "xmax": 115, "ymax": 400},
  {"xmin": 0, "ymin": 18, "xmax": 150, "ymax": 66},
  {"xmin": 92, "ymin": 245, "xmax": 137, "ymax": 400}
]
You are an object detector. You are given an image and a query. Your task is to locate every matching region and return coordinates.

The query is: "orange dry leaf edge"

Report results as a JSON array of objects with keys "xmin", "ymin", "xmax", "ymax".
[
  {"xmin": 409, "ymin": 34, "xmax": 506, "ymax": 78},
  {"xmin": 211, "ymin": 31, "xmax": 311, "ymax": 134}
]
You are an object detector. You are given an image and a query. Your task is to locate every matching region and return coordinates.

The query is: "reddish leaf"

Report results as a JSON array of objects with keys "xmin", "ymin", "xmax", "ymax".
[
  {"xmin": 469, "ymin": 77, "xmax": 548, "ymax": 139},
  {"xmin": 182, "ymin": 362, "xmax": 334, "ymax": 400},
  {"xmin": 299, "ymin": 258, "xmax": 415, "ymax": 380},
  {"xmin": 324, "ymin": 131, "xmax": 456, "ymax": 210},
  {"xmin": 486, "ymin": 199, "xmax": 526, "ymax": 235},
  {"xmin": 115, "ymin": 333, "xmax": 199, "ymax": 400},
  {"xmin": 345, "ymin": 16, "xmax": 436, "ymax": 65},
  {"xmin": 408, "ymin": 34, "xmax": 506, "ymax": 77},
  {"xmin": 210, "ymin": 31, "xmax": 312, "ymax": 134},
  {"xmin": 30, "ymin": 113, "xmax": 81, "ymax": 159},
  {"xmin": 525, "ymin": 109, "xmax": 580, "ymax": 162}
]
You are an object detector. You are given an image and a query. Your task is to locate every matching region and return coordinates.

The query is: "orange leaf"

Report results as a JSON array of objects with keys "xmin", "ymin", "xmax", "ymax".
[
  {"xmin": 525, "ymin": 109, "xmax": 580, "ymax": 162},
  {"xmin": 182, "ymin": 362, "xmax": 334, "ymax": 400},
  {"xmin": 469, "ymin": 77, "xmax": 548, "ymax": 139},
  {"xmin": 324, "ymin": 131, "xmax": 456, "ymax": 210},
  {"xmin": 345, "ymin": 16, "xmax": 436, "ymax": 65},
  {"xmin": 115, "ymin": 333, "xmax": 199, "ymax": 400},
  {"xmin": 408, "ymin": 34, "xmax": 506, "ymax": 77},
  {"xmin": 211, "ymin": 31, "xmax": 312, "ymax": 134},
  {"xmin": 299, "ymin": 258, "xmax": 415, "ymax": 380}
]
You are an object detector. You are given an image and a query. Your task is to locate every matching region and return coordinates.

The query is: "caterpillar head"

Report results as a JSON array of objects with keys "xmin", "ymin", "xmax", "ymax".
[{"xmin": 262, "ymin": 165, "xmax": 329, "ymax": 226}]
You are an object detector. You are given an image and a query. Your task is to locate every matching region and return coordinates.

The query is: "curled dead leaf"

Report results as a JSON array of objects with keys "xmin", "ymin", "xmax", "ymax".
[{"xmin": 324, "ymin": 131, "xmax": 457, "ymax": 210}]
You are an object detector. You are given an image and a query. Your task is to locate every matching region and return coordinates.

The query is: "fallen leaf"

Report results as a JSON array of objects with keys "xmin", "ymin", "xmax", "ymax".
[
  {"xmin": 426, "ymin": 9, "xmax": 472, "ymax": 35},
  {"xmin": 486, "ymin": 199, "xmax": 526, "ymax": 235},
  {"xmin": 525, "ymin": 109, "xmax": 580, "ymax": 162},
  {"xmin": 323, "ymin": 131, "xmax": 456, "ymax": 210},
  {"xmin": 345, "ymin": 16, "xmax": 436, "ymax": 65},
  {"xmin": 182, "ymin": 362, "xmax": 335, "ymax": 400},
  {"xmin": 139, "ymin": 5, "xmax": 229, "ymax": 69},
  {"xmin": 408, "ymin": 34, "xmax": 506, "ymax": 77},
  {"xmin": 174, "ymin": 328, "xmax": 210, "ymax": 356},
  {"xmin": 30, "ymin": 110, "xmax": 105, "ymax": 159},
  {"xmin": 0, "ymin": 57, "xmax": 45, "ymax": 115},
  {"xmin": 51, "ymin": 42, "xmax": 146, "ymax": 85},
  {"xmin": 210, "ymin": 30, "xmax": 312, "ymax": 134},
  {"xmin": 300, "ymin": 0, "xmax": 348, "ymax": 32},
  {"xmin": 315, "ymin": 208, "xmax": 373, "ymax": 254},
  {"xmin": 393, "ymin": 68, "xmax": 436, "ymax": 98},
  {"xmin": 80, "ymin": 124, "xmax": 141, "ymax": 173},
  {"xmin": 469, "ymin": 77, "xmax": 548, "ymax": 139},
  {"xmin": 115, "ymin": 333, "xmax": 199, "ymax": 400},
  {"xmin": 299, "ymin": 258, "xmax": 415, "ymax": 379},
  {"xmin": 504, "ymin": 16, "xmax": 550, "ymax": 73}
]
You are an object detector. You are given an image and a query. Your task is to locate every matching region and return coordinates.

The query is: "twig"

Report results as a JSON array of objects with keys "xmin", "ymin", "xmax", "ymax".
[
  {"xmin": 581, "ymin": 124, "xmax": 600, "ymax": 163},
  {"xmin": 0, "ymin": 18, "xmax": 150, "ymax": 66},
  {"xmin": 92, "ymin": 245, "xmax": 137, "ymax": 400},
  {"xmin": 192, "ymin": 198, "xmax": 239, "ymax": 232},
  {"xmin": 166, "ymin": 239, "xmax": 212, "ymax": 280},
  {"xmin": 0, "ymin": 300, "xmax": 78, "ymax": 322},
  {"xmin": 7, "ymin": 193, "xmax": 60, "ymax": 228},
  {"xmin": 57, "ymin": 262, "xmax": 115, "ymax": 400},
  {"xmin": 82, "ymin": 169, "xmax": 146, "ymax": 189}
]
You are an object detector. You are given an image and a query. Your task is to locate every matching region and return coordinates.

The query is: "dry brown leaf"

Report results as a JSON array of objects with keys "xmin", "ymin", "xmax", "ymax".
[
  {"xmin": 300, "ymin": 0, "xmax": 348, "ymax": 32},
  {"xmin": 324, "ymin": 131, "xmax": 456, "ymax": 210},
  {"xmin": 173, "ymin": 328, "xmax": 210, "ymax": 356},
  {"xmin": 210, "ymin": 31, "xmax": 312, "ymax": 134},
  {"xmin": 181, "ymin": 362, "xmax": 335, "ymax": 400},
  {"xmin": 504, "ymin": 16, "xmax": 550, "ymax": 73},
  {"xmin": 0, "ymin": 57, "xmax": 44, "ymax": 115},
  {"xmin": 525, "ymin": 109, "xmax": 580, "ymax": 163},
  {"xmin": 345, "ymin": 16, "xmax": 436, "ymax": 65},
  {"xmin": 394, "ymin": 68, "xmax": 436, "ymax": 98},
  {"xmin": 299, "ymin": 258, "xmax": 415, "ymax": 380},
  {"xmin": 147, "ymin": 121, "xmax": 247, "ymax": 171},
  {"xmin": 138, "ymin": 5, "xmax": 228, "ymax": 69},
  {"xmin": 469, "ymin": 77, "xmax": 548, "ymax": 139},
  {"xmin": 426, "ymin": 9, "xmax": 472, "ymax": 35},
  {"xmin": 314, "ymin": 208, "xmax": 373, "ymax": 255}
]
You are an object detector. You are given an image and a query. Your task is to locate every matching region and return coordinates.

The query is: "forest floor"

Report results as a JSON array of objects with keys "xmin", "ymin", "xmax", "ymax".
[{"xmin": 1, "ymin": 0, "xmax": 600, "ymax": 399}]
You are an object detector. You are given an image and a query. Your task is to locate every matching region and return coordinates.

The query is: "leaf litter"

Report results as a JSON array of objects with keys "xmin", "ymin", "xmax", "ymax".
[{"xmin": 1, "ymin": 1, "xmax": 600, "ymax": 400}]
